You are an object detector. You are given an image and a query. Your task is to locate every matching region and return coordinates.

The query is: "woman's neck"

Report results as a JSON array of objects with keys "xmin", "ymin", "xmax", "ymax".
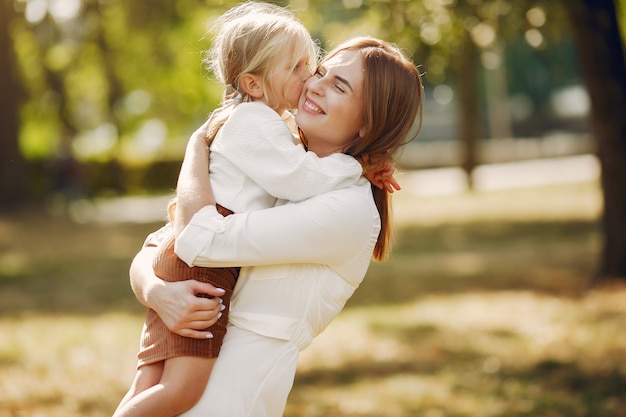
[{"xmin": 305, "ymin": 142, "xmax": 343, "ymax": 158}]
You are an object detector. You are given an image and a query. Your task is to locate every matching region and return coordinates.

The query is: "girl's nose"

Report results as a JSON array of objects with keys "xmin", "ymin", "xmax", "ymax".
[{"xmin": 300, "ymin": 67, "xmax": 311, "ymax": 82}]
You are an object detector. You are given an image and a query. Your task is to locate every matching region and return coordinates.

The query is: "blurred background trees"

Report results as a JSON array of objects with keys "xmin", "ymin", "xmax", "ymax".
[{"xmin": 1, "ymin": 0, "xmax": 625, "ymax": 281}]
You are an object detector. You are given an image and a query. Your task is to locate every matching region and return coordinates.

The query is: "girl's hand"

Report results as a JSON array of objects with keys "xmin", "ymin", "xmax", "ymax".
[
  {"xmin": 149, "ymin": 279, "xmax": 226, "ymax": 339},
  {"xmin": 358, "ymin": 154, "xmax": 401, "ymax": 193}
]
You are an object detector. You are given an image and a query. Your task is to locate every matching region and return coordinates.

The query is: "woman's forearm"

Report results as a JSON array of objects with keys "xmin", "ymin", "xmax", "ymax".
[
  {"xmin": 129, "ymin": 244, "xmax": 225, "ymax": 338},
  {"xmin": 174, "ymin": 123, "xmax": 217, "ymax": 237},
  {"xmin": 176, "ymin": 185, "xmax": 374, "ymax": 268},
  {"xmin": 129, "ymin": 246, "xmax": 165, "ymax": 308}
]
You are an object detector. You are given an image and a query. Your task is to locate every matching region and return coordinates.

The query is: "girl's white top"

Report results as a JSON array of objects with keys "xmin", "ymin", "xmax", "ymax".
[{"xmin": 209, "ymin": 101, "xmax": 362, "ymax": 213}]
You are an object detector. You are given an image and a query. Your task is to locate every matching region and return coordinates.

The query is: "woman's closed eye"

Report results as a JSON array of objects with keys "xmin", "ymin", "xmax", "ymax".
[
  {"xmin": 334, "ymin": 83, "xmax": 346, "ymax": 93},
  {"xmin": 314, "ymin": 69, "xmax": 347, "ymax": 93}
]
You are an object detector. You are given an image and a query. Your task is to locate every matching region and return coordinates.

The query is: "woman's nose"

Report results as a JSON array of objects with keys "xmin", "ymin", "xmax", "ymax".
[{"xmin": 306, "ymin": 77, "xmax": 323, "ymax": 96}]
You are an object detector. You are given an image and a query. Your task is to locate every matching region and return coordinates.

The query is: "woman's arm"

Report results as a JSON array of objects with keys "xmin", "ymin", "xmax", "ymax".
[
  {"xmin": 175, "ymin": 182, "xmax": 378, "ymax": 268},
  {"xmin": 129, "ymin": 244, "xmax": 225, "ymax": 339}
]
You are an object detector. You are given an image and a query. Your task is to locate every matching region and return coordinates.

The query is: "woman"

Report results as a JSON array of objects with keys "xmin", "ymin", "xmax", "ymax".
[{"xmin": 130, "ymin": 37, "xmax": 423, "ymax": 416}]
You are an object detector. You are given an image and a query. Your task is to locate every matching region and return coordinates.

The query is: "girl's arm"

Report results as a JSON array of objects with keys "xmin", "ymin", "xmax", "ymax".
[
  {"xmin": 129, "ymin": 244, "xmax": 225, "ymax": 339},
  {"xmin": 215, "ymin": 103, "xmax": 363, "ymax": 201},
  {"xmin": 173, "ymin": 119, "xmax": 216, "ymax": 237}
]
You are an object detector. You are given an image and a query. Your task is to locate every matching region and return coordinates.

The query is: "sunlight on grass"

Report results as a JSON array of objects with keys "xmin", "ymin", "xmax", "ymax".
[
  {"xmin": 0, "ymin": 314, "xmax": 143, "ymax": 416},
  {"xmin": 392, "ymin": 180, "xmax": 601, "ymax": 226},
  {"xmin": 290, "ymin": 287, "xmax": 626, "ymax": 417},
  {"xmin": 3, "ymin": 288, "xmax": 623, "ymax": 417},
  {"xmin": 2, "ymin": 179, "xmax": 623, "ymax": 417}
]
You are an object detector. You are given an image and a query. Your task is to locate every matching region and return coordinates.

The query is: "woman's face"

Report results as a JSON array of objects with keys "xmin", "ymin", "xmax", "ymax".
[{"xmin": 295, "ymin": 50, "xmax": 366, "ymax": 157}]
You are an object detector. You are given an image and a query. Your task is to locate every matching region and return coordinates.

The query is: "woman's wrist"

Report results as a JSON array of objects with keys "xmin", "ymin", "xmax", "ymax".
[
  {"xmin": 143, "ymin": 274, "xmax": 167, "ymax": 311},
  {"xmin": 129, "ymin": 246, "xmax": 161, "ymax": 309}
]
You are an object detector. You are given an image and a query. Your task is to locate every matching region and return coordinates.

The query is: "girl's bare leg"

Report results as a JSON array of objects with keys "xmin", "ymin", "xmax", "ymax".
[
  {"xmin": 113, "ymin": 357, "xmax": 216, "ymax": 417},
  {"xmin": 113, "ymin": 362, "xmax": 164, "ymax": 415}
]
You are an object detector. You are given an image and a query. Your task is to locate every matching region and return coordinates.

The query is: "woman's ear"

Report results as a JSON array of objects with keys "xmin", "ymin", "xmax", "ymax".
[
  {"xmin": 239, "ymin": 74, "xmax": 264, "ymax": 100},
  {"xmin": 358, "ymin": 126, "xmax": 367, "ymax": 138}
]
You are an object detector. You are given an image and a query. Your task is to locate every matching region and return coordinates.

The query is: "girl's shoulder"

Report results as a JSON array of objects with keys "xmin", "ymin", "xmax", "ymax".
[
  {"xmin": 230, "ymin": 101, "xmax": 280, "ymax": 121},
  {"xmin": 223, "ymin": 102, "xmax": 291, "ymax": 137}
]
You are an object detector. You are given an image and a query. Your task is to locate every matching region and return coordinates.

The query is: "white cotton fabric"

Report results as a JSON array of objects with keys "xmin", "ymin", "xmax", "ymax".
[
  {"xmin": 176, "ymin": 178, "xmax": 380, "ymax": 417},
  {"xmin": 178, "ymin": 326, "xmax": 299, "ymax": 417},
  {"xmin": 209, "ymin": 101, "xmax": 362, "ymax": 213}
]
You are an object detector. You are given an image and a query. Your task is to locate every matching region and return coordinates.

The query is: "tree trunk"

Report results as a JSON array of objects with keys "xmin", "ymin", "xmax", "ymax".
[
  {"xmin": 456, "ymin": 30, "xmax": 481, "ymax": 190},
  {"xmin": 0, "ymin": 0, "xmax": 28, "ymax": 209},
  {"xmin": 567, "ymin": 0, "xmax": 626, "ymax": 282}
]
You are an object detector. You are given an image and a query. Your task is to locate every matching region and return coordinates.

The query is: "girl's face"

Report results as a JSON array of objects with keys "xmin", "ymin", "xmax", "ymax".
[
  {"xmin": 295, "ymin": 50, "xmax": 366, "ymax": 157},
  {"xmin": 269, "ymin": 54, "xmax": 312, "ymax": 114}
]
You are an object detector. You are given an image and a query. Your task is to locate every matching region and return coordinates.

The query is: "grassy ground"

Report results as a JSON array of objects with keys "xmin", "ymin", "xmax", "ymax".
[{"xmin": 1, "ymin": 180, "xmax": 625, "ymax": 417}]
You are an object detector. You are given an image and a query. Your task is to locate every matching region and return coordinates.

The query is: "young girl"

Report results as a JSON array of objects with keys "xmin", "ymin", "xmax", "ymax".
[{"xmin": 113, "ymin": 2, "xmax": 370, "ymax": 416}]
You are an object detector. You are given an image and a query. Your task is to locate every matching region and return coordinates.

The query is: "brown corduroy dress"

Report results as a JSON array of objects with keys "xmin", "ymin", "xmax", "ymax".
[{"xmin": 137, "ymin": 207, "xmax": 239, "ymax": 368}]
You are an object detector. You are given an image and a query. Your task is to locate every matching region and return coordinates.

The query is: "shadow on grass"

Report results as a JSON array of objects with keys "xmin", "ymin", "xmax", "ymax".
[
  {"xmin": 1, "ymin": 205, "xmax": 624, "ymax": 417},
  {"xmin": 0, "ymin": 211, "xmax": 601, "ymax": 315},
  {"xmin": 289, "ymin": 357, "xmax": 626, "ymax": 417},
  {"xmin": 349, "ymin": 220, "xmax": 600, "ymax": 308},
  {"xmin": 289, "ymin": 309, "xmax": 626, "ymax": 417},
  {"xmin": 0, "ymin": 211, "xmax": 162, "ymax": 316}
]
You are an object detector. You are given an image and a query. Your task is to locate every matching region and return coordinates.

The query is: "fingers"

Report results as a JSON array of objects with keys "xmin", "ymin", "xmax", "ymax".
[
  {"xmin": 187, "ymin": 299, "xmax": 225, "ymax": 319},
  {"xmin": 389, "ymin": 176, "xmax": 401, "ymax": 190},
  {"xmin": 171, "ymin": 301, "xmax": 225, "ymax": 339},
  {"xmin": 176, "ymin": 328, "xmax": 215, "ymax": 340},
  {"xmin": 192, "ymin": 281, "xmax": 227, "ymax": 298},
  {"xmin": 361, "ymin": 154, "xmax": 401, "ymax": 193},
  {"xmin": 156, "ymin": 280, "xmax": 227, "ymax": 338},
  {"xmin": 384, "ymin": 176, "xmax": 401, "ymax": 193},
  {"xmin": 371, "ymin": 172, "xmax": 400, "ymax": 193}
]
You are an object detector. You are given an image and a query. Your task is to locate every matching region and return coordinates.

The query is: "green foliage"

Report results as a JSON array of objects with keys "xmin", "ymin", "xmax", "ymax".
[
  {"xmin": 12, "ymin": 0, "xmax": 240, "ymax": 161},
  {"xmin": 10, "ymin": 0, "xmax": 580, "ymax": 162}
]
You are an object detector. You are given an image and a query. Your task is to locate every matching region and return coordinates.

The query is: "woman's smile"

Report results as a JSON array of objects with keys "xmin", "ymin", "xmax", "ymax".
[{"xmin": 302, "ymin": 98, "xmax": 324, "ymax": 114}]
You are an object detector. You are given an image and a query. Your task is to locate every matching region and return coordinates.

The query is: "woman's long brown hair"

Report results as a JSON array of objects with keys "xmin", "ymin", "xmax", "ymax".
[{"xmin": 323, "ymin": 37, "xmax": 424, "ymax": 261}]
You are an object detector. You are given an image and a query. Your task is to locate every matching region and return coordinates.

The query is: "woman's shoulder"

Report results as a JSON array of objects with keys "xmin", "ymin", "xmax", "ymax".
[
  {"xmin": 312, "ymin": 179, "xmax": 376, "ymax": 218},
  {"xmin": 310, "ymin": 179, "xmax": 380, "ymax": 240}
]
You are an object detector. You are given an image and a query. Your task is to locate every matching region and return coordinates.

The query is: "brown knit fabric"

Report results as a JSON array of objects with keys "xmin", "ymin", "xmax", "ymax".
[{"xmin": 137, "ymin": 205, "xmax": 239, "ymax": 368}]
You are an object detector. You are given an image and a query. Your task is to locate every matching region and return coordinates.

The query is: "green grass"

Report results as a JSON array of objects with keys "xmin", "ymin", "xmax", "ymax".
[{"xmin": 1, "ymin": 181, "xmax": 625, "ymax": 417}]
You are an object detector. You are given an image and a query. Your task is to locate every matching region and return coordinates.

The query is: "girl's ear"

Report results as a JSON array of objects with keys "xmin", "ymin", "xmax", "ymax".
[
  {"xmin": 358, "ymin": 126, "xmax": 367, "ymax": 138},
  {"xmin": 239, "ymin": 74, "xmax": 264, "ymax": 100}
]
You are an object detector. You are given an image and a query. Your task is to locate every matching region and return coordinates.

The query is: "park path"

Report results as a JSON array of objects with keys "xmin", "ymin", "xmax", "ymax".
[{"xmin": 71, "ymin": 154, "xmax": 599, "ymax": 224}]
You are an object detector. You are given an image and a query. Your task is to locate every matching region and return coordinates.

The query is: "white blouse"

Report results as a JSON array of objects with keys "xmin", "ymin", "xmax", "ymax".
[{"xmin": 175, "ymin": 177, "xmax": 380, "ymax": 350}]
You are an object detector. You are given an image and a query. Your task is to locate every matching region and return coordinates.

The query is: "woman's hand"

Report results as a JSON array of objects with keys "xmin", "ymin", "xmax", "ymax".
[
  {"xmin": 130, "ymin": 245, "xmax": 225, "ymax": 339},
  {"xmin": 148, "ymin": 279, "xmax": 226, "ymax": 339},
  {"xmin": 358, "ymin": 154, "xmax": 401, "ymax": 193}
]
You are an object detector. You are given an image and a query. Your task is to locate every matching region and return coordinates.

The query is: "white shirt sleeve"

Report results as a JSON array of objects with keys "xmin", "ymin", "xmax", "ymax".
[
  {"xmin": 175, "ymin": 182, "xmax": 378, "ymax": 269},
  {"xmin": 213, "ymin": 102, "xmax": 363, "ymax": 202}
]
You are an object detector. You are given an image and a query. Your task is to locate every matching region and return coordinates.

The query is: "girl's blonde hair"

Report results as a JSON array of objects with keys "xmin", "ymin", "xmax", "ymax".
[
  {"xmin": 203, "ymin": 1, "xmax": 318, "ymax": 144},
  {"xmin": 318, "ymin": 37, "xmax": 424, "ymax": 261}
]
